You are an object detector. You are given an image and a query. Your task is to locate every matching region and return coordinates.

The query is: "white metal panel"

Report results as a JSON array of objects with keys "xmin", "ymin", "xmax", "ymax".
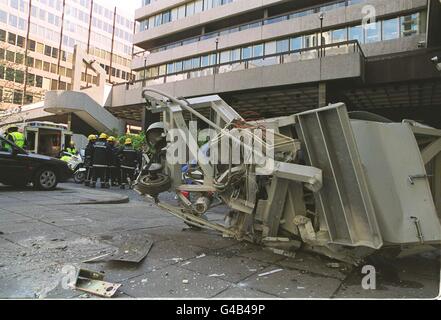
[{"xmin": 351, "ymin": 121, "xmax": 441, "ymax": 244}]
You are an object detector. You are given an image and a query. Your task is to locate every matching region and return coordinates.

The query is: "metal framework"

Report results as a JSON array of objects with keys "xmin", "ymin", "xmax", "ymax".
[{"xmin": 135, "ymin": 89, "xmax": 441, "ymax": 264}]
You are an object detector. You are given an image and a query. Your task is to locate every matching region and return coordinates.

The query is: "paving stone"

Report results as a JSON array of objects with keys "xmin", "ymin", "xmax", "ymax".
[
  {"xmin": 0, "ymin": 211, "xmax": 32, "ymax": 223},
  {"xmin": 237, "ymin": 266, "xmax": 342, "ymax": 298},
  {"xmin": 120, "ymin": 264, "xmax": 231, "ymax": 298},
  {"xmin": 0, "ymin": 264, "xmax": 63, "ymax": 299}
]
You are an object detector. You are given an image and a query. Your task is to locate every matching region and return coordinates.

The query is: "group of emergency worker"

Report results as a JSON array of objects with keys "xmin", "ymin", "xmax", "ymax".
[{"xmin": 84, "ymin": 133, "xmax": 141, "ymax": 189}]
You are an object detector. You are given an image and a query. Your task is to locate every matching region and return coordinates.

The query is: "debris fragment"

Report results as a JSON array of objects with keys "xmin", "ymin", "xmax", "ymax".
[
  {"xmin": 258, "ymin": 269, "xmax": 283, "ymax": 277},
  {"xmin": 326, "ymin": 262, "xmax": 341, "ymax": 269},
  {"xmin": 208, "ymin": 273, "xmax": 225, "ymax": 278},
  {"xmin": 71, "ymin": 268, "xmax": 121, "ymax": 298}
]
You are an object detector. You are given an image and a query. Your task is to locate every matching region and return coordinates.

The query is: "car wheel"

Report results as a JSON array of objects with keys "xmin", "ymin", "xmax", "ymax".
[{"xmin": 34, "ymin": 168, "xmax": 58, "ymax": 190}]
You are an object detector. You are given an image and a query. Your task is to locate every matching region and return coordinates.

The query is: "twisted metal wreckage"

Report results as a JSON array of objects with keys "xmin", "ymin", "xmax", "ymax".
[{"xmin": 135, "ymin": 89, "xmax": 441, "ymax": 265}]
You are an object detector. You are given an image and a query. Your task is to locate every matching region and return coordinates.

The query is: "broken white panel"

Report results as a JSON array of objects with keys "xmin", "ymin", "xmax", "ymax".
[{"xmin": 351, "ymin": 121, "xmax": 441, "ymax": 244}]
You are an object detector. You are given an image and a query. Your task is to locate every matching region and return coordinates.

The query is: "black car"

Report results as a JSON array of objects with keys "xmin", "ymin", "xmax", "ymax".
[{"xmin": 0, "ymin": 135, "xmax": 72, "ymax": 190}]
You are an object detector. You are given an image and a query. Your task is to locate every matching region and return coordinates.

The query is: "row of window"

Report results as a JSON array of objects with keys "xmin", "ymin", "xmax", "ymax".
[
  {"xmin": 0, "ymin": 86, "xmax": 44, "ymax": 105},
  {"xmin": 138, "ymin": 11, "xmax": 426, "ymax": 79},
  {"xmin": 1, "ymin": 28, "xmax": 131, "ymax": 70},
  {"xmin": 2, "ymin": 1, "xmax": 133, "ymax": 57},
  {"xmin": 146, "ymin": 0, "xmax": 370, "ymax": 54},
  {"xmin": 0, "ymin": 45, "xmax": 132, "ymax": 82},
  {"xmin": 139, "ymin": 0, "xmax": 235, "ymax": 32}
]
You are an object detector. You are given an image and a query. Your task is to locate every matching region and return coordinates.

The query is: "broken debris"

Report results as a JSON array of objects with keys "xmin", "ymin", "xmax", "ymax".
[{"xmin": 71, "ymin": 268, "xmax": 121, "ymax": 298}]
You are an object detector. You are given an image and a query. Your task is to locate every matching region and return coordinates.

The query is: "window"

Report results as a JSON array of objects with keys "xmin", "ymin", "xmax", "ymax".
[
  {"xmin": 220, "ymin": 50, "xmax": 230, "ymax": 63},
  {"xmin": 44, "ymin": 45, "xmax": 52, "ymax": 56},
  {"xmin": 15, "ymin": 53, "xmax": 23, "ymax": 64},
  {"xmin": 382, "ymin": 18, "xmax": 399, "ymax": 40},
  {"xmin": 5, "ymin": 68, "xmax": 14, "ymax": 81},
  {"xmin": 183, "ymin": 58, "xmax": 193, "ymax": 70},
  {"xmin": 253, "ymin": 44, "xmax": 263, "ymax": 58},
  {"xmin": 26, "ymin": 57, "xmax": 34, "ymax": 67},
  {"xmin": 195, "ymin": 0, "xmax": 203, "ymax": 13},
  {"xmin": 15, "ymin": 70, "xmax": 24, "ymax": 84},
  {"xmin": 167, "ymin": 62, "xmax": 175, "ymax": 74},
  {"xmin": 13, "ymin": 91, "xmax": 23, "ymax": 105},
  {"xmin": 175, "ymin": 61, "xmax": 183, "ymax": 72},
  {"xmin": 43, "ymin": 61, "xmax": 50, "ymax": 72},
  {"xmin": 8, "ymin": 33, "xmax": 16, "ymax": 45},
  {"xmin": 242, "ymin": 46, "xmax": 252, "ymax": 59},
  {"xmin": 186, "ymin": 2, "xmax": 195, "ymax": 17},
  {"xmin": 304, "ymin": 34, "xmax": 317, "ymax": 48},
  {"xmin": 177, "ymin": 5, "xmax": 186, "ymax": 19},
  {"xmin": 364, "ymin": 21, "xmax": 380, "ymax": 43},
  {"xmin": 0, "ymin": 29, "xmax": 6, "ymax": 42},
  {"xmin": 35, "ymin": 59, "xmax": 42, "ymax": 69},
  {"xmin": 35, "ymin": 75, "xmax": 43, "ymax": 87},
  {"xmin": 6, "ymin": 50, "xmax": 14, "ymax": 62},
  {"xmin": 36, "ymin": 42, "xmax": 44, "ymax": 54},
  {"xmin": 332, "ymin": 28, "xmax": 347, "ymax": 43},
  {"xmin": 290, "ymin": 37, "xmax": 302, "ymax": 51},
  {"xmin": 349, "ymin": 25, "xmax": 363, "ymax": 43},
  {"xmin": 28, "ymin": 40, "xmax": 36, "ymax": 51},
  {"xmin": 265, "ymin": 41, "xmax": 276, "ymax": 55},
  {"xmin": 162, "ymin": 10, "xmax": 171, "ymax": 24},
  {"xmin": 276, "ymin": 39, "xmax": 289, "ymax": 53},
  {"xmin": 192, "ymin": 57, "xmax": 200, "ymax": 68},
  {"xmin": 401, "ymin": 13, "xmax": 420, "ymax": 37}
]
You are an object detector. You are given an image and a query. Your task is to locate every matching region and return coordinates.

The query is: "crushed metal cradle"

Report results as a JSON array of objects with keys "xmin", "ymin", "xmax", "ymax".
[{"xmin": 134, "ymin": 89, "xmax": 441, "ymax": 265}]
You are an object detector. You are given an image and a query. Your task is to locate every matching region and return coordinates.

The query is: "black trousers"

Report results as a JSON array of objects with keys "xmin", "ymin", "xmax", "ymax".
[
  {"xmin": 91, "ymin": 166, "xmax": 109, "ymax": 184},
  {"xmin": 110, "ymin": 166, "xmax": 120, "ymax": 184},
  {"xmin": 121, "ymin": 167, "xmax": 135, "ymax": 185}
]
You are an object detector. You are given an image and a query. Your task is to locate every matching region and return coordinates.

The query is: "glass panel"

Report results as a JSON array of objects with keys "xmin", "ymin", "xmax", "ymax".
[
  {"xmin": 401, "ymin": 13, "xmax": 420, "ymax": 37},
  {"xmin": 276, "ymin": 39, "xmax": 289, "ymax": 53},
  {"xmin": 242, "ymin": 46, "xmax": 252, "ymax": 59},
  {"xmin": 364, "ymin": 21, "xmax": 380, "ymax": 43},
  {"xmin": 382, "ymin": 18, "xmax": 399, "ymax": 40},
  {"xmin": 290, "ymin": 37, "xmax": 302, "ymax": 51},
  {"xmin": 253, "ymin": 44, "xmax": 263, "ymax": 58},
  {"xmin": 332, "ymin": 28, "xmax": 347, "ymax": 43},
  {"xmin": 349, "ymin": 25, "xmax": 363, "ymax": 43},
  {"xmin": 265, "ymin": 41, "xmax": 276, "ymax": 55}
]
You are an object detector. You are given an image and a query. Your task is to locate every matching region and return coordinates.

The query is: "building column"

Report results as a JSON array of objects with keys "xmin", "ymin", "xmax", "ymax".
[
  {"xmin": 318, "ymin": 82, "xmax": 327, "ymax": 107},
  {"xmin": 142, "ymin": 107, "xmax": 160, "ymax": 132}
]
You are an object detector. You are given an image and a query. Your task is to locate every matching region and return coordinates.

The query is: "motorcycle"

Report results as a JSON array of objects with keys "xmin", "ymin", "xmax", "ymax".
[{"xmin": 65, "ymin": 150, "xmax": 86, "ymax": 184}]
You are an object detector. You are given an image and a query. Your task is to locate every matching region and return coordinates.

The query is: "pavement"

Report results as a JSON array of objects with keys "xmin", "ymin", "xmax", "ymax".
[{"xmin": 0, "ymin": 182, "xmax": 440, "ymax": 299}]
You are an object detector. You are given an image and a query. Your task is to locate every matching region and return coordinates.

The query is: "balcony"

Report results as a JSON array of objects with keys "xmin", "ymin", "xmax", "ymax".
[{"xmin": 112, "ymin": 40, "xmax": 365, "ymax": 107}]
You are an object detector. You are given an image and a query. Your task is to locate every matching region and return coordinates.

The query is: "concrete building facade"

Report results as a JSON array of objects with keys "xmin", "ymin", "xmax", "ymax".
[
  {"xmin": 108, "ymin": 0, "xmax": 441, "ymax": 129},
  {"xmin": 0, "ymin": 0, "xmax": 134, "ymax": 111}
]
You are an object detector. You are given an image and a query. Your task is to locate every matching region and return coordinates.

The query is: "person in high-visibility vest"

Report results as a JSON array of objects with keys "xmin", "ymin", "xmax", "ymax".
[
  {"xmin": 65, "ymin": 141, "xmax": 78, "ymax": 155},
  {"xmin": 6, "ymin": 126, "xmax": 26, "ymax": 149}
]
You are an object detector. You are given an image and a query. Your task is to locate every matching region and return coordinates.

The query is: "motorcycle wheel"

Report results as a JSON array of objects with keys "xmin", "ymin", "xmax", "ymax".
[{"xmin": 74, "ymin": 171, "xmax": 86, "ymax": 184}]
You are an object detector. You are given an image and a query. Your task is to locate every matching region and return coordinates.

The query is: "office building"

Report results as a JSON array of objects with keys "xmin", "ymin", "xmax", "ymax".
[
  {"xmin": 0, "ymin": 0, "xmax": 134, "ymax": 110},
  {"xmin": 109, "ymin": 0, "xmax": 440, "ymax": 129}
]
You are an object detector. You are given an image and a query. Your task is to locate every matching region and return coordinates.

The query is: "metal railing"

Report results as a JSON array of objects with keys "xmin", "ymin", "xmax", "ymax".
[{"xmin": 117, "ymin": 40, "xmax": 365, "ymax": 90}]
